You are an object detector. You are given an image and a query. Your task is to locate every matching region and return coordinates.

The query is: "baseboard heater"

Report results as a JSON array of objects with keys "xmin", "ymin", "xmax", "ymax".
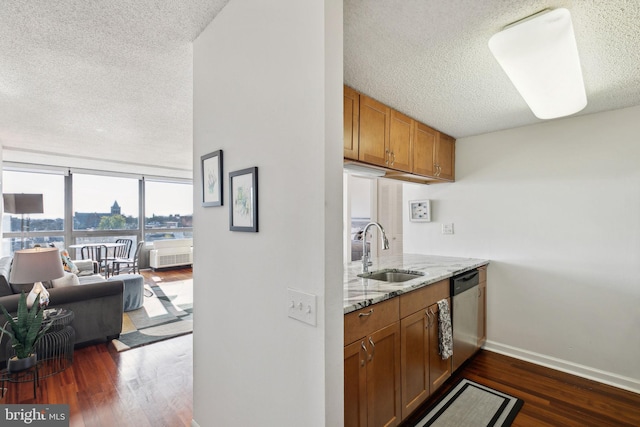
[{"xmin": 149, "ymin": 238, "xmax": 193, "ymax": 269}]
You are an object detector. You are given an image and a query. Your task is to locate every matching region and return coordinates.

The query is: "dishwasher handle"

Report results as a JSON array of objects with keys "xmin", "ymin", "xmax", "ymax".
[{"xmin": 451, "ymin": 270, "xmax": 479, "ymax": 296}]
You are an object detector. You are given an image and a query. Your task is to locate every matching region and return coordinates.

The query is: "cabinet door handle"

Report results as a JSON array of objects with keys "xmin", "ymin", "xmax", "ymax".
[
  {"xmin": 390, "ymin": 151, "xmax": 396, "ymax": 166},
  {"xmin": 358, "ymin": 308, "xmax": 374, "ymax": 317},
  {"xmin": 425, "ymin": 309, "xmax": 432, "ymax": 328},
  {"xmin": 478, "ymin": 288, "xmax": 482, "ymax": 298},
  {"xmin": 428, "ymin": 308, "xmax": 436, "ymax": 327},
  {"xmin": 368, "ymin": 337, "xmax": 375, "ymax": 361},
  {"xmin": 385, "ymin": 149, "xmax": 390, "ymax": 165},
  {"xmin": 360, "ymin": 341, "xmax": 367, "ymax": 367}
]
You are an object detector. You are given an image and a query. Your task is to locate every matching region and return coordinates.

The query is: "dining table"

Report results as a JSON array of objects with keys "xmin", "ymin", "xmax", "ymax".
[
  {"xmin": 68, "ymin": 243, "xmax": 126, "ymax": 277},
  {"xmin": 68, "ymin": 242, "xmax": 126, "ymax": 258}
]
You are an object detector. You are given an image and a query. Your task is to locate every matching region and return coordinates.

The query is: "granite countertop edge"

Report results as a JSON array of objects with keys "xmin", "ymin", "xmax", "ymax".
[{"xmin": 343, "ymin": 254, "xmax": 490, "ymax": 314}]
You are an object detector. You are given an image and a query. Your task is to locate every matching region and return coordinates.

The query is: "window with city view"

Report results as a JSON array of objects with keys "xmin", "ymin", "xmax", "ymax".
[
  {"xmin": 1, "ymin": 168, "xmax": 193, "ymax": 256},
  {"xmin": 73, "ymin": 174, "xmax": 139, "ymax": 231},
  {"xmin": 144, "ymin": 180, "xmax": 193, "ymax": 242},
  {"xmin": 2, "ymin": 170, "xmax": 65, "ymax": 253}
]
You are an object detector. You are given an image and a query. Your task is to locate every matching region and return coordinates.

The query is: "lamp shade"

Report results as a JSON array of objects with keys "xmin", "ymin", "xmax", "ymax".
[
  {"xmin": 3, "ymin": 193, "xmax": 44, "ymax": 214},
  {"xmin": 9, "ymin": 247, "xmax": 64, "ymax": 284},
  {"xmin": 488, "ymin": 8, "xmax": 587, "ymax": 119}
]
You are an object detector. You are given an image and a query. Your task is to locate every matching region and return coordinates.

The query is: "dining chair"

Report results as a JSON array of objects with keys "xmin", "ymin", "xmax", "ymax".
[
  {"xmin": 112, "ymin": 241, "xmax": 144, "ymax": 275},
  {"xmin": 115, "ymin": 239, "xmax": 133, "ymax": 258},
  {"xmin": 80, "ymin": 245, "xmax": 109, "ymax": 278},
  {"xmin": 105, "ymin": 238, "xmax": 133, "ymax": 273}
]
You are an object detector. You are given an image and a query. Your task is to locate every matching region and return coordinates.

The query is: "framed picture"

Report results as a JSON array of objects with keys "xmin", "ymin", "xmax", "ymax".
[
  {"xmin": 409, "ymin": 199, "xmax": 431, "ymax": 222},
  {"xmin": 229, "ymin": 167, "xmax": 258, "ymax": 232},
  {"xmin": 201, "ymin": 150, "xmax": 223, "ymax": 207}
]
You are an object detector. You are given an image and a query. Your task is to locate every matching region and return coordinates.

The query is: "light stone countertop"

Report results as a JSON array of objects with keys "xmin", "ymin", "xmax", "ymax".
[{"xmin": 344, "ymin": 253, "xmax": 489, "ymax": 314}]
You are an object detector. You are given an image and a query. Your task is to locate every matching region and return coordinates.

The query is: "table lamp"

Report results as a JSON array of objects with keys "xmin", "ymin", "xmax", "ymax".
[
  {"xmin": 3, "ymin": 193, "xmax": 44, "ymax": 249},
  {"xmin": 10, "ymin": 247, "xmax": 64, "ymax": 308}
]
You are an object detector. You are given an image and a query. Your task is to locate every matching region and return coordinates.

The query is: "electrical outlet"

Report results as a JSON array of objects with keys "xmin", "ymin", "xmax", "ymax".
[
  {"xmin": 442, "ymin": 223, "xmax": 454, "ymax": 234},
  {"xmin": 287, "ymin": 288, "xmax": 317, "ymax": 326}
]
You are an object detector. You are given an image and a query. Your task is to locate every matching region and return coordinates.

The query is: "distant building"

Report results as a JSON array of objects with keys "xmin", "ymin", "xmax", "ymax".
[
  {"xmin": 74, "ymin": 201, "xmax": 122, "ymax": 229},
  {"xmin": 111, "ymin": 201, "xmax": 121, "ymax": 215}
]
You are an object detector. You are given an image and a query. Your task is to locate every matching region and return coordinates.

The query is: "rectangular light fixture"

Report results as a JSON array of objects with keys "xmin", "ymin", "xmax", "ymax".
[
  {"xmin": 489, "ymin": 8, "xmax": 587, "ymax": 120},
  {"xmin": 343, "ymin": 162, "xmax": 387, "ymax": 177}
]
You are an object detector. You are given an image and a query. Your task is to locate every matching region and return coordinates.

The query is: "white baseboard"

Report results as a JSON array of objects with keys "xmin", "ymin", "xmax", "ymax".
[
  {"xmin": 191, "ymin": 420, "xmax": 201, "ymax": 427},
  {"xmin": 483, "ymin": 340, "xmax": 640, "ymax": 394}
]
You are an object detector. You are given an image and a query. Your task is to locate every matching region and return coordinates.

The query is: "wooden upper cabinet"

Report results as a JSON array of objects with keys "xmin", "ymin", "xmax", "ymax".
[
  {"xmin": 344, "ymin": 86, "xmax": 360, "ymax": 161},
  {"xmin": 388, "ymin": 110, "xmax": 413, "ymax": 173},
  {"xmin": 413, "ymin": 122, "xmax": 438, "ymax": 177},
  {"xmin": 343, "ymin": 86, "xmax": 456, "ymax": 182},
  {"xmin": 436, "ymin": 134, "xmax": 455, "ymax": 181},
  {"xmin": 413, "ymin": 123, "xmax": 455, "ymax": 181},
  {"xmin": 358, "ymin": 95, "xmax": 390, "ymax": 167}
]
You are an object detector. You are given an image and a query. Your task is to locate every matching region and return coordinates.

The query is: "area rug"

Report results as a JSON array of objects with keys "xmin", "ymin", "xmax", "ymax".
[
  {"xmin": 111, "ymin": 279, "xmax": 193, "ymax": 352},
  {"xmin": 411, "ymin": 379, "xmax": 523, "ymax": 427}
]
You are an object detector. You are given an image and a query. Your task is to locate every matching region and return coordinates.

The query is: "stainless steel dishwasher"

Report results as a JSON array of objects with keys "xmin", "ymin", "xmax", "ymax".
[{"xmin": 450, "ymin": 269, "xmax": 480, "ymax": 372}]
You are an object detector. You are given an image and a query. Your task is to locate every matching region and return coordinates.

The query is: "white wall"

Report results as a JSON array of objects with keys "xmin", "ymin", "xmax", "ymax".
[
  {"xmin": 403, "ymin": 105, "xmax": 640, "ymax": 392},
  {"xmin": 193, "ymin": 1, "xmax": 343, "ymax": 426},
  {"xmin": 349, "ymin": 175, "xmax": 372, "ymax": 218}
]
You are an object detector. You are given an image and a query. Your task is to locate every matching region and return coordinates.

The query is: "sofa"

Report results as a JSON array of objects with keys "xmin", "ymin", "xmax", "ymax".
[{"xmin": 0, "ymin": 255, "xmax": 124, "ymax": 364}]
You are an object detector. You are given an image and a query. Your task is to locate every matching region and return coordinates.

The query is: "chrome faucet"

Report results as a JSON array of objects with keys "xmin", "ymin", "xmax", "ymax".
[{"xmin": 361, "ymin": 221, "xmax": 390, "ymax": 273}]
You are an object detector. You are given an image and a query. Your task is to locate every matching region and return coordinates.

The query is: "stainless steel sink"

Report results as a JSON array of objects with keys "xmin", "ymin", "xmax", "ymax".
[{"xmin": 358, "ymin": 270, "xmax": 425, "ymax": 283}]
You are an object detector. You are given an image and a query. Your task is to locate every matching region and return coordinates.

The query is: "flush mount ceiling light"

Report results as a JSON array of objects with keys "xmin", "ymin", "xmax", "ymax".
[{"xmin": 489, "ymin": 8, "xmax": 587, "ymax": 120}]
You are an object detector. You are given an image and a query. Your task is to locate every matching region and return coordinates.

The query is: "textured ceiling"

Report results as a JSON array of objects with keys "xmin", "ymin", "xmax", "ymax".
[
  {"xmin": 345, "ymin": 0, "xmax": 640, "ymax": 139},
  {"xmin": 1, "ymin": 1, "xmax": 639, "ymax": 178},
  {"xmin": 0, "ymin": 0, "xmax": 230, "ymax": 177}
]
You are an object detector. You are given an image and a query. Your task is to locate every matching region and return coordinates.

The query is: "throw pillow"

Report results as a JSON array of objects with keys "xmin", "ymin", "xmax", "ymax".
[
  {"xmin": 60, "ymin": 250, "xmax": 79, "ymax": 274},
  {"xmin": 52, "ymin": 272, "xmax": 80, "ymax": 288}
]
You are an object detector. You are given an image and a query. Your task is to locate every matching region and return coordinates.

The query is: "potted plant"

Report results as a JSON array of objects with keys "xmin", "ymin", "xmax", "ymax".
[{"xmin": 0, "ymin": 292, "xmax": 52, "ymax": 372}]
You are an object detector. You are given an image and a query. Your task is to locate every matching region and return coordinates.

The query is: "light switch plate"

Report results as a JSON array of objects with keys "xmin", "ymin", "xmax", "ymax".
[
  {"xmin": 442, "ymin": 223, "xmax": 454, "ymax": 234},
  {"xmin": 287, "ymin": 288, "xmax": 317, "ymax": 326}
]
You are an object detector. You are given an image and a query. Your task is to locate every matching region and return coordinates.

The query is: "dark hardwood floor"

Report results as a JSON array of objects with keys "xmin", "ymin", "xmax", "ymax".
[
  {"xmin": 3, "ymin": 267, "xmax": 639, "ymax": 426},
  {"xmin": 402, "ymin": 350, "xmax": 640, "ymax": 427},
  {"xmin": 0, "ymin": 267, "xmax": 193, "ymax": 427}
]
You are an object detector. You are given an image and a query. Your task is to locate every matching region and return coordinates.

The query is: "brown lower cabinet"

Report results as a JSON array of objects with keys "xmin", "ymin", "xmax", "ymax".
[
  {"xmin": 400, "ymin": 299, "xmax": 455, "ymax": 419},
  {"xmin": 346, "ymin": 279, "xmax": 456, "ymax": 427},
  {"xmin": 399, "ymin": 309, "xmax": 429, "ymax": 419},
  {"xmin": 428, "ymin": 300, "xmax": 453, "ymax": 392},
  {"xmin": 345, "ymin": 322, "xmax": 402, "ymax": 427},
  {"xmin": 344, "ymin": 298, "xmax": 402, "ymax": 427}
]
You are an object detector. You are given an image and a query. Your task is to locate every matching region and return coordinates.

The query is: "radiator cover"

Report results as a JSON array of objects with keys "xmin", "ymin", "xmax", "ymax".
[{"xmin": 149, "ymin": 239, "xmax": 193, "ymax": 268}]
